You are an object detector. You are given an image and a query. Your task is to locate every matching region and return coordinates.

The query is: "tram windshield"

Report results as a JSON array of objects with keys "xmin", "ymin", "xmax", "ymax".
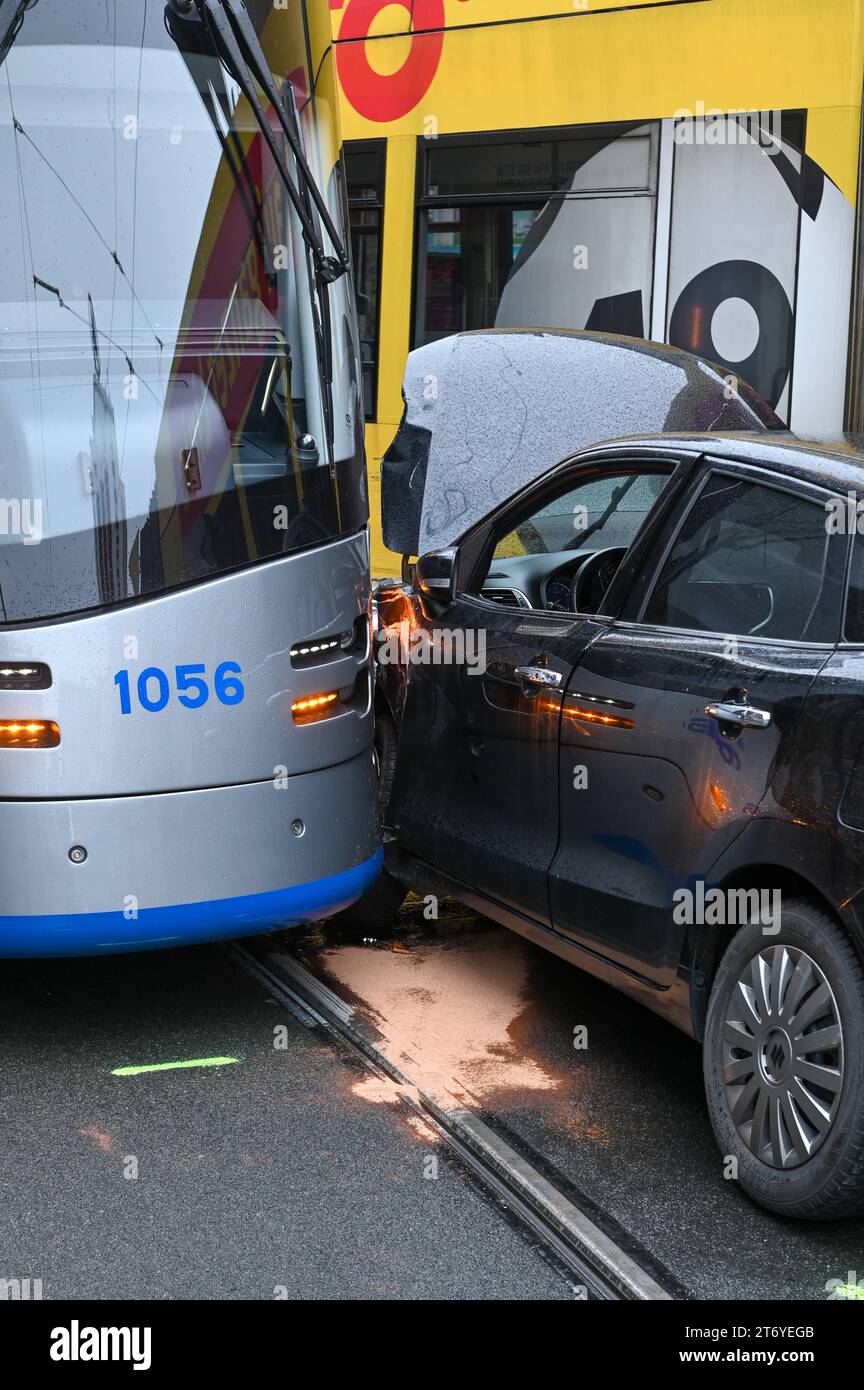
[{"xmin": 0, "ymin": 0, "xmax": 366, "ymax": 624}]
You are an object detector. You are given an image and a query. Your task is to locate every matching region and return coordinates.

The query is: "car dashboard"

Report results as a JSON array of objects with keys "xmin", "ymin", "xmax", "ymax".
[{"xmin": 481, "ymin": 548, "xmax": 624, "ymax": 614}]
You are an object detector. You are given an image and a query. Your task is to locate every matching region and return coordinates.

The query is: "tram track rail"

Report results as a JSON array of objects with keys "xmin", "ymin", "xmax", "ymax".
[{"xmin": 229, "ymin": 941, "xmax": 683, "ymax": 1302}]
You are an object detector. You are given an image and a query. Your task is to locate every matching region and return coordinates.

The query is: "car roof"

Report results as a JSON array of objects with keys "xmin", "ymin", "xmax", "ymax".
[{"xmin": 579, "ymin": 431, "xmax": 864, "ymax": 493}]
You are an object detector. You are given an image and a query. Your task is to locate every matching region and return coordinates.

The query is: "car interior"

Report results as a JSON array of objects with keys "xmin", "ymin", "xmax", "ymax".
[
  {"xmin": 472, "ymin": 464, "xmax": 836, "ymax": 643},
  {"xmin": 476, "ymin": 469, "xmax": 669, "ymax": 614}
]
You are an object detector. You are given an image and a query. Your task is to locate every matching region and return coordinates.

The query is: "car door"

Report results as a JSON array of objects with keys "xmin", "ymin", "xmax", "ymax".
[
  {"xmin": 549, "ymin": 460, "xmax": 847, "ymax": 986},
  {"xmin": 387, "ymin": 458, "xmax": 687, "ymax": 924}
]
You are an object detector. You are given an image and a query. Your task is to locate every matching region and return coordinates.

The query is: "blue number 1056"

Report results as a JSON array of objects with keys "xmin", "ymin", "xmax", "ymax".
[{"xmin": 113, "ymin": 663, "xmax": 245, "ymax": 715}]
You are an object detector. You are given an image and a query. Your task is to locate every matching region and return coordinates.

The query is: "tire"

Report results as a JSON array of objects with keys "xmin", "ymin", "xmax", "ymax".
[
  {"xmin": 703, "ymin": 899, "xmax": 864, "ymax": 1219},
  {"xmin": 332, "ymin": 707, "xmax": 407, "ymax": 933}
]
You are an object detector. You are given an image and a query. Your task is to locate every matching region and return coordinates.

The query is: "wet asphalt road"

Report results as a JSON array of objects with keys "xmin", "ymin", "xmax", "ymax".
[
  {"xmin": 0, "ymin": 946, "xmax": 575, "ymax": 1300},
  {"xmin": 3, "ymin": 902, "xmax": 862, "ymax": 1302},
  {"xmin": 298, "ymin": 900, "xmax": 864, "ymax": 1303}
]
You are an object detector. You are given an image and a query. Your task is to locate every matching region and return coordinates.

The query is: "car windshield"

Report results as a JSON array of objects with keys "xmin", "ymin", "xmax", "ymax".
[{"xmin": 0, "ymin": 0, "xmax": 365, "ymax": 624}]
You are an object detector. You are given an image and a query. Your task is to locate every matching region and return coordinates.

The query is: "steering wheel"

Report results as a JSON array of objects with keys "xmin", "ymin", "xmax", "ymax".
[{"xmin": 572, "ymin": 547, "xmax": 628, "ymax": 614}]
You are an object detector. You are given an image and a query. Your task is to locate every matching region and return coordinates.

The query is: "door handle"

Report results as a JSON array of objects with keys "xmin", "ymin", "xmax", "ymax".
[
  {"xmin": 705, "ymin": 701, "xmax": 771, "ymax": 729},
  {"xmin": 515, "ymin": 666, "xmax": 562, "ymax": 689}
]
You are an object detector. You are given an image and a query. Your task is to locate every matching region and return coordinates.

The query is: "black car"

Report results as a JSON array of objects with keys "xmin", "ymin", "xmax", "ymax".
[{"xmin": 360, "ymin": 329, "xmax": 864, "ymax": 1220}]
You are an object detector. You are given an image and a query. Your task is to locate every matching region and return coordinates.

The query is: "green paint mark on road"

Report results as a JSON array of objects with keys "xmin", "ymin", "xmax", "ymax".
[{"xmin": 111, "ymin": 1056, "xmax": 239, "ymax": 1076}]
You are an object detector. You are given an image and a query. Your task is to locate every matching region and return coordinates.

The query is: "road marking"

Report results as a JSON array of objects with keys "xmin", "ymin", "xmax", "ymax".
[{"xmin": 111, "ymin": 1057, "xmax": 239, "ymax": 1076}]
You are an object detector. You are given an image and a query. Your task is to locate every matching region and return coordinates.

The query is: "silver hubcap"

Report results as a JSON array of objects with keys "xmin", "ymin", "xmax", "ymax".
[{"xmin": 722, "ymin": 946, "xmax": 844, "ymax": 1169}]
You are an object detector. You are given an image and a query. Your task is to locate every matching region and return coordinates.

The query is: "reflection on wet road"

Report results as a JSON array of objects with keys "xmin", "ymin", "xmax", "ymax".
[
  {"xmin": 3, "ymin": 898, "xmax": 861, "ymax": 1301},
  {"xmin": 291, "ymin": 898, "xmax": 864, "ymax": 1302},
  {"xmin": 0, "ymin": 945, "xmax": 575, "ymax": 1300},
  {"xmin": 322, "ymin": 930, "xmax": 561, "ymax": 1106}
]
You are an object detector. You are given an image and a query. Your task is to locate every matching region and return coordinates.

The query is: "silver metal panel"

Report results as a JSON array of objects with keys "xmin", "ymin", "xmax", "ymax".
[
  {"xmin": 0, "ymin": 530, "xmax": 373, "ymax": 797},
  {"xmin": 1, "ymin": 748, "xmax": 379, "ymax": 917}
]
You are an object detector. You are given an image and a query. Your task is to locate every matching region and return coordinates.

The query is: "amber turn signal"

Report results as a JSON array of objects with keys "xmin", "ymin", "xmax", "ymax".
[
  {"xmin": 0, "ymin": 719, "xmax": 61, "ymax": 748},
  {"xmin": 291, "ymin": 691, "xmax": 339, "ymax": 724}
]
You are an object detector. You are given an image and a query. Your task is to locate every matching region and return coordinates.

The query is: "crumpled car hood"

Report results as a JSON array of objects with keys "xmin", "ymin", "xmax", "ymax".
[{"xmin": 381, "ymin": 328, "xmax": 782, "ymax": 557}]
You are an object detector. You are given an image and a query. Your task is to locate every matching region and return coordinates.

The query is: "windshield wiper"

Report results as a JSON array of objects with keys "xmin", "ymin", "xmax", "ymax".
[
  {"xmin": 0, "ymin": 0, "xmax": 35, "ymax": 68},
  {"xmin": 165, "ymin": 0, "xmax": 344, "ymax": 467},
  {"xmin": 166, "ymin": 0, "xmax": 349, "ymax": 286},
  {"xmin": 564, "ymin": 475, "xmax": 640, "ymax": 551}
]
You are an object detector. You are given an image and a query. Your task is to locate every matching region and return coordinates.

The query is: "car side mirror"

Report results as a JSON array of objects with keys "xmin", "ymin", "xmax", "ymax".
[{"xmin": 415, "ymin": 548, "xmax": 458, "ymax": 605}]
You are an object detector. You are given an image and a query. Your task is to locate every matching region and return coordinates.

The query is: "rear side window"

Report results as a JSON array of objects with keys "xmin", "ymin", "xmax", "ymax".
[{"xmin": 642, "ymin": 475, "xmax": 839, "ymax": 643}]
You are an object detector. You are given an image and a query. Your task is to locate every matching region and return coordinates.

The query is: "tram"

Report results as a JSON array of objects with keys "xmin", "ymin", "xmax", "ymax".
[{"xmin": 0, "ymin": 0, "xmax": 381, "ymax": 954}]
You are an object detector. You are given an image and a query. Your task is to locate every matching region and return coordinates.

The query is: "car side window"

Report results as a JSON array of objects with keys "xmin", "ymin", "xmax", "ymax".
[
  {"xmin": 470, "ymin": 469, "xmax": 669, "ymax": 611},
  {"xmin": 642, "ymin": 474, "xmax": 838, "ymax": 643},
  {"xmin": 492, "ymin": 473, "xmax": 667, "ymax": 559}
]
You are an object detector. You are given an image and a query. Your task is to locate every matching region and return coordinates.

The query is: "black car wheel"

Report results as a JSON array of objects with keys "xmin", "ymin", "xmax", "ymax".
[
  {"xmin": 703, "ymin": 900, "xmax": 864, "ymax": 1218},
  {"xmin": 333, "ymin": 707, "xmax": 407, "ymax": 933}
]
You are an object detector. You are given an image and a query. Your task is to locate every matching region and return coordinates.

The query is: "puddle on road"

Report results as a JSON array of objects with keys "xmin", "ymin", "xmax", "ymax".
[
  {"xmin": 349, "ymin": 1074, "xmax": 442, "ymax": 1145},
  {"xmin": 297, "ymin": 904, "xmax": 564, "ymax": 1111},
  {"xmin": 285, "ymin": 901, "xmax": 864, "ymax": 1300}
]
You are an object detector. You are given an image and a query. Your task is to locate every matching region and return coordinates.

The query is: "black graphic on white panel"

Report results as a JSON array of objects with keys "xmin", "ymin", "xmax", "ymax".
[
  {"xmin": 669, "ymin": 260, "xmax": 793, "ymax": 410},
  {"xmin": 666, "ymin": 120, "xmax": 803, "ymax": 420},
  {"xmin": 495, "ymin": 124, "xmax": 658, "ymax": 337}
]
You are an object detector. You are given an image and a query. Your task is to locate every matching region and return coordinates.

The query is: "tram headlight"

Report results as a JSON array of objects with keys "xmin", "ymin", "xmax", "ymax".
[{"xmin": 0, "ymin": 662, "xmax": 51, "ymax": 690}]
